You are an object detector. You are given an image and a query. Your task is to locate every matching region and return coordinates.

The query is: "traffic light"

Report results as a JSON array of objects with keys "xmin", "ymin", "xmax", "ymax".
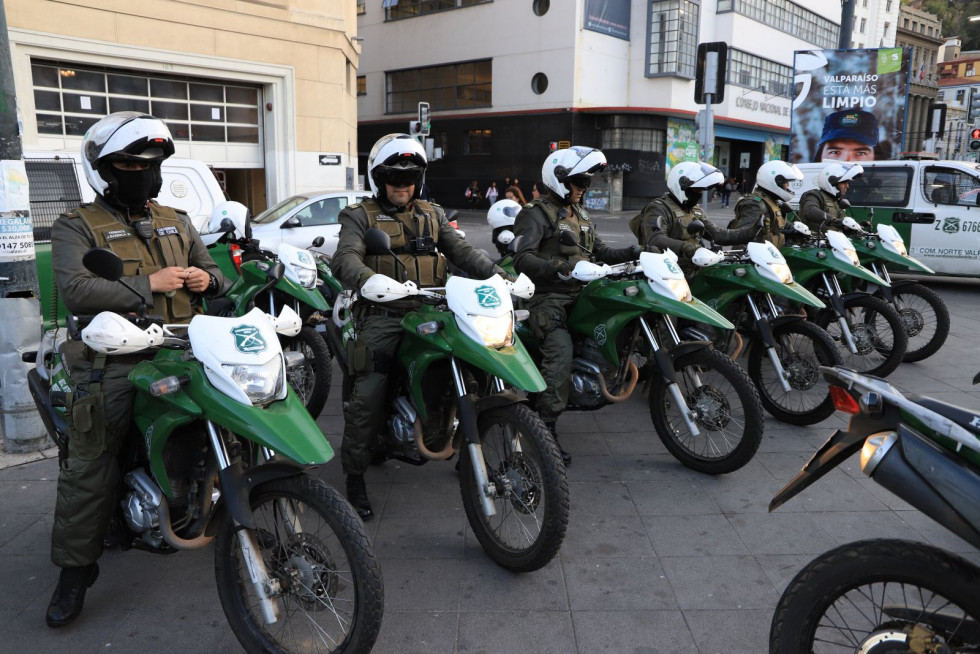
[
  {"xmin": 418, "ymin": 102, "xmax": 430, "ymax": 136},
  {"xmin": 409, "ymin": 121, "xmax": 423, "ymax": 138},
  {"xmin": 971, "ymin": 128, "xmax": 980, "ymax": 151}
]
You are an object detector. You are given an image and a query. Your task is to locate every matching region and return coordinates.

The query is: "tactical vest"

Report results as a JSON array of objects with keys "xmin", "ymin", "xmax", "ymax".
[
  {"xmin": 70, "ymin": 202, "xmax": 197, "ymax": 321},
  {"xmin": 801, "ymin": 189, "xmax": 844, "ymax": 223},
  {"xmin": 731, "ymin": 193, "xmax": 785, "ymax": 248},
  {"xmin": 526, "ymin": 197, "xmax": 596, "ymax": 265},
  {"xmin": 631, "ymin": 195, "xmax": 704, "ymax": 246},
  {"xmin": 357, "ymin": 198, "xmax": 447, "ymax": 287}
]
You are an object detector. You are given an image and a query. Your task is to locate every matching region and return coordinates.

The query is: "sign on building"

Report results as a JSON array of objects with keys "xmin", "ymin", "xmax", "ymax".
[
  {"xmin": 583, "ymin": 0, "xmax": 630, "ymax": 41},
  {"xmin": 790, "ymin": 47, "xmax": 911, "ymax": 163}
]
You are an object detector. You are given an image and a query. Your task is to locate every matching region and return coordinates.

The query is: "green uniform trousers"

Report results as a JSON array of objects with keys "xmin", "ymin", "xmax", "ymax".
[
  {"xmin": 51, "ymin": 357, "xmax": 138, "ymax": 568},
  {"xmin": 341, "ymin": 311, "xmax": 404, "ymax": 476},
  {"xmin": 526, "ymin": 293, "xmax": 576, "ymax": 424}
]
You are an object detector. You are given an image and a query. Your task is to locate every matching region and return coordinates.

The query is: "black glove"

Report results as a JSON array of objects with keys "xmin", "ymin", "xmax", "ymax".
[
  {"xmin": 496, "ymin": 268, "xmax": 517, "ymax": 283},
  {"xmin": 681, "ymin": 243, "xmax": 699, "ymax": 257},
  {"xmin": 553, "ymin": 260, "xmax": 574, "ymax": 278},
  {"xmin": 630, "ymin": 244, "xmax": 643, "ymax": 257},
  {"xmin": 860, "ymin": 220, "xmax": 873, "ymax": 231}
]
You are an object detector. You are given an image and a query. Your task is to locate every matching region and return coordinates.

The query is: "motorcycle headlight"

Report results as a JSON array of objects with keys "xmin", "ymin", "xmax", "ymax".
[
  {"xmin": 844, "ymin": 248, "xmax": 860, "ymax": 266},
  {"xmin": 768, "ymin": 262, "xmax": 793, "ymax": 284},
  {"xmin": 470, "ymin": 314, "xmax": 514, "ymax": 348},
  {"xmin": 890, "ymin": 239, "xmax": 907, "ymax": 257},
  {"xmin": 222, "ymin": 356, "xmax": 284, "ymax": 405},
  {"xmin": 295, "ymin": 267, "xmax": 317, "ymax": 289},
  {"xmin": 662, "ymin": 277, "xmax": 692, "ymax": 302}
]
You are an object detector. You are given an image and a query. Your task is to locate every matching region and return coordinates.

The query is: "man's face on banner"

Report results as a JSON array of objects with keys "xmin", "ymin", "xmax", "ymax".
[{"xmin": 819, "ymin": 138, "xmax": 875, "ymax": 162}]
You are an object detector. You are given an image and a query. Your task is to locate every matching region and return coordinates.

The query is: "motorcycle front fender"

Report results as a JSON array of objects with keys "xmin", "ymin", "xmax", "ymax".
[
  {"xmin": 275, "ymin": 277, "xmax": 330, "ymax": 312},
  {"xmin": 218, "ymin": 459, "xmax": 308, "ymax": 530},
  {"xmin": 853, "ymin": 239, "xmax": 935, "ymax": 274},
  {"xmin": 769, "ymin": 426, "xmax": 868, "ymax": 512}
]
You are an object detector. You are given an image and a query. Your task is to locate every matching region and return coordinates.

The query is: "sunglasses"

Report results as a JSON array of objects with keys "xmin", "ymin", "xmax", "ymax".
[{"xmin": 567, "ymin": 175, "xmax": 593, "ymax": 190}]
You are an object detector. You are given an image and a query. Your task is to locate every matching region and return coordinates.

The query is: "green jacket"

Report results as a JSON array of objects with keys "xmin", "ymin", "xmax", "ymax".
[
  {"xmin": 798, "ymin": 188, "xmax": 845, "ymax": 233},
  {"xmin": 729, "ymin": 189, "xmax": 787, "ymax": 248},
  {"xmin": 51, "ymin": 197, "xmax": 222, "ymax": 323},
  {"xmin": 513, "ymin": 195, "xmax": 634, "ymax": 295}
]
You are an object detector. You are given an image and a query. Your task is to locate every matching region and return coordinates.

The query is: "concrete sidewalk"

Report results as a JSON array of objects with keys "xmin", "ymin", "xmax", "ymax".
[{"xmin": 2, "ymin": 281, "xmax": 978, "ymax": 653}]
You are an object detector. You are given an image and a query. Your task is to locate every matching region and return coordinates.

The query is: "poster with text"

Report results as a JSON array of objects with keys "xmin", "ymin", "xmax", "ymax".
[
  {"xmin": 791, "ymin": 47, "xmax": 910, "ymax": 164},
  {"xmin": 584, "ymin": 0, "xmax": 630, "ymax": 40}
]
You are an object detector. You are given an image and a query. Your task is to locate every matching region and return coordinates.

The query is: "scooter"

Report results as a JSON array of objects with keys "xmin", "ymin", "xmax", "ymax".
[
  {"xmin": 509, "ymin": 232, "xmax": 766, "ymax": 475},
  {"xmin": 780, "ymin": 220, "xmax": 908, "ymax": 377},
  {"xmin": 768, "ymin": 365, "xmax": 980, "ymax": 651},
  {"xmin": 27, "ymin": 247, "xmax": 384, "ymax": 654},
  {"xmin": 335, "ymin": 228, "xmax": 570, "ymax": 572}
]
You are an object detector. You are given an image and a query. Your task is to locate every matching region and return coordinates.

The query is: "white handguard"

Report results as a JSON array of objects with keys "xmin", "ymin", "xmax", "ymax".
[
  {"xmin": 841, "ymin": 216, "xmax": 862, "ymax": 232},
  {"xmin": 569, "ymin": 260, "xmax": 612, "ymax": 282},
  {"xmin": 273, "ymin": 305, "xmax": 302, "ymax": 336},
  {"xmin": 789, "ymin": 221, "xmax": 812, "ymax": 236},
  {"xmin": 497, "ymin": 229, "xmax": 515, "ymax": 245},
  {"xmin": 663, "ymin": 247, "xmax": 680, "ymax": 262},
  {"xmin": 506, "ymin": 272, "xmax": 535, "ymax": 299},
  {"xmin": 359, "ymin": 274, "xmax": 419, "ymax": 302},
  {"xmin": 332, "ymin": 289, "xmax": 355, "ymax": 327},
  {"xmin": 691, "ymin": 247, "xmax": 725, "ymax": 268},
  {"xmin": 82, "ymin": 312, "xmax": 165, "ymax": 355}
]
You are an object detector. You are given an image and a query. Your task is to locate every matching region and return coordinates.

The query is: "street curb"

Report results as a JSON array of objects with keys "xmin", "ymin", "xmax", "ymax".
[{"xmin": 0, "ymin": 445, "xmax": 59, "ymax": 470}]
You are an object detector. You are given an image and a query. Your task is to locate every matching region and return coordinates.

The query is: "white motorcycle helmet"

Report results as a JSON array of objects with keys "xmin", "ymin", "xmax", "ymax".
[
  {"xmin": 816, "ymin": 162, "xmax": 864, "ymax": 198},
  {"xmin": 667, "ymin": 161, "xmax": 725, "ymax": 207},
  {"xmin": 541, "ymin": 146, "xmax": 607, "ymax": 204},
  {"xmin": 366, "ymin": 133, "xmax": 427, "ymax": 205},
  {"xmin": 81, "ymin": 111, "xmax": 175, "ymax": 200},
  {"xmin": 487, "ymin": 199, "xmax": 522, "ymax": 229},
  {"xmin": 756, "ymin": 160, "xmax": 804, "ymax": 202},
  {"xmin": 208, "ymin": 200, "xmax": 250, "ymax": 238}
]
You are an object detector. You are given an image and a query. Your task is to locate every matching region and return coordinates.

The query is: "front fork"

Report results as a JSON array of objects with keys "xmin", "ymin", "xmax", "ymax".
[
  {"xmin": 208, "ymin": 422, "xmax": 281, "ymax": 625},
  {"xmin": 749, "ymin": 294, "xmax": 793, "ymax": 393},
  {"xmin": 638, "ymin": 316, "xmax": 701, "ymax": 436},
  {"xmin": 821, "ymin": 273, "xmax": 859, "ymax": 354},
  {"xmin": 451, "ymin": 357, "xmax": 498, "ymax": 518}
]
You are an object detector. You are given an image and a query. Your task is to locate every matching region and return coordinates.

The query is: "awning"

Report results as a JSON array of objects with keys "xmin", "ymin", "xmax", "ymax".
[{"xmin": 715, "ymin": 124, "xmax": 788, "ymax": 145}]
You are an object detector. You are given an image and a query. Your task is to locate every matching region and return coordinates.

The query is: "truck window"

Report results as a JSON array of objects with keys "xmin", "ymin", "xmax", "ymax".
[
  {"xmin": 24, "ymin": 158, "xmax": 83, "ymax": 242},
  {"xmin": 845, "ymin": 167, "xmax": 912, "ymax": 207},
  {"xmin": 922, "ymin": 166, "xmax": 980, "ymax": 207}
]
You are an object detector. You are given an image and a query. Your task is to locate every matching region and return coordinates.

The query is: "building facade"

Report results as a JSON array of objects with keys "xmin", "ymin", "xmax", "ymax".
[
  {"xmin": 895, "ymin": 2, "xmax": 941, "ymax": 153},
  {"xmin": 355, "ymin": 0, "xmax": 841, "ymax": 210},
  {"xmin": 6, "ymin": 0, "xmax": 360, "ymax": 214},
  {"xmin": 937, "ymin": 46, "xmax": 980, "ymax": 159},
  {"xmin": 849, "ymin": 0, "xmax": 900, "ymax": 49}
]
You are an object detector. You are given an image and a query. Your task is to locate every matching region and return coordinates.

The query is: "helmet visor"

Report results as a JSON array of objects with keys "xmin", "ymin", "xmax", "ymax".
[
  {"xmin": 377, "ymin": 167, "xmax": 423, "ymax": 188},
  {"xmin": 566, "ymin": 174, "xmax": 593, "ymax": 189},
  {"xmin": 501, "ymin": 205, "xmax": 520, "ymax": 218}
]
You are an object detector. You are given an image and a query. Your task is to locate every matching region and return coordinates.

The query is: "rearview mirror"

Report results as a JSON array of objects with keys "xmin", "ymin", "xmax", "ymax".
[
  {"xmin": 283, "ymin": 216, "xmax": 302, "ymax": 228},
  {"xmin": 311, "ymin": 236, "xmax": 325, "ymax": 248},
  {"xmin": 364, "ymin": 227, "xmax": 392, "ymax": 255},
  {"xmin": 82, "ymin": 248, "xmax": 123, "ymax": 281},
  {"xmin": 687, "ymin": 219, "xmax": 705, "ymax": 236}
]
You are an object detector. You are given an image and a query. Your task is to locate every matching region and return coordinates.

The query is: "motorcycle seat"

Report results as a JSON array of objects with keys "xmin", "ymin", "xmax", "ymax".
[{"xmin": 910, "ymin": 395, "xmax": 980, "ymax": 438}]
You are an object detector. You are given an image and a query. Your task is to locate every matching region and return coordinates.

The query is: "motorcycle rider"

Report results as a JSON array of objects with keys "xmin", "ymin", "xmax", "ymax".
[
  {"xmin": 46, "ymin": 112, "xmax": 224, "ymax": 628},
  {"xmin": 487, "ymin": 198, "xmax": 523, "ymax": 260},
  {"xmin": 332, "ymin": 133, "xmax": 512, "ymax": 520},
  {"xmin": 630, "ymin": 160, "xmax": 757, "ymax": 278},
  {"xmin": 797, "ymin": 162, "xmax": 864, "ymax": 233},
  {"xmin": 512, "ymin": 146, "xmax": 639, "ymax": 464},
  {"xmin": 726, "ymin": 160, "xmax": 804, "ymax": 248}
]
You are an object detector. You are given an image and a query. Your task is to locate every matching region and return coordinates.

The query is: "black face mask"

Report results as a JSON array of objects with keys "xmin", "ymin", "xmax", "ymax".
[{"xmin": 109, "ymin": 167, "xmax": 158, "ymax": 212}]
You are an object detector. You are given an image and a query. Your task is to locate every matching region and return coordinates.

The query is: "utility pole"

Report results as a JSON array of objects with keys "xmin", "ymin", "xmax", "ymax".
[
  {"xmin": 839, "ymin": 0, "xmax": 855, "ymax": 50},
  {"xmin": 0, "ymin": 0, "xmax": 47, "ymax": 453}
]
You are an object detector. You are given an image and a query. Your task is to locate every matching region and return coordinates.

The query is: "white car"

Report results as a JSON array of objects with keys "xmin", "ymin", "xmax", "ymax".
[{"xmin": 211, "ymin": 190, "xmax": 370, "ymax": 257}]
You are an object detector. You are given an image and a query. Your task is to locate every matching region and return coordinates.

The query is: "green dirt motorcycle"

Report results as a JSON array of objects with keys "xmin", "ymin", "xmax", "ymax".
[
  {"xmin": 334, "ymin": 228, "xmax": 570, "ymax": 572},
  {"xmin": 26, "ymin": 248, "xmax": 383, "ymax": 654},
  {"xmin": 207, "ymin": 218, "xmax": 333, "ymax": 418},
  {"xmin": 511, "ymin": 233, "xmax": 766, "ymax": 475},
  {"xmin": 841, "ymin": 213, "xmax": 950, "ymax": 363},
  {"xmin": 689, "ymin": 241, "xmax": 843, "ymax": 426},
  {"xmin": 780, "ymin": 220, "xmax": 908, "ymax": 378}
]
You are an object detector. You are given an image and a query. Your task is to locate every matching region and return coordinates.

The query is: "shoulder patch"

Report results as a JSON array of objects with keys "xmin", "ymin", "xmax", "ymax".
[{"xmin": 347, "ymin": 202, "xmax": 362, "ymax": 210}]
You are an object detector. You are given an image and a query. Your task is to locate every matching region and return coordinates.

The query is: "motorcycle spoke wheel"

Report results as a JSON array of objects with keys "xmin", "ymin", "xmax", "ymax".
[
  {"xmin": 282, "ymin": 326, "xmax": 332, "ymax": 419},
  {"xmin": 816, "ymin": 295, "xmax": 907, "ymax": 377},
  {"xmin": 215, "ymin": 475, "xmax": 383, "ymax": 654},
  {"xmin": 748, "ymin": 320, "xmax": 841, "ymax": 425},
  {"xmin": 459, "ymin": 404, "xmax": 569, "ymax": 572},
  {"xmin": 648, "ymin": 348, "xmax": 764, "ymax": 475},
  {"xmin": 770, "ymin": 540, "xmax": 980, "ymax": 654},
  {"xmin": 893, "ymin": 284, "xmax": 950, "ymax": 362}
]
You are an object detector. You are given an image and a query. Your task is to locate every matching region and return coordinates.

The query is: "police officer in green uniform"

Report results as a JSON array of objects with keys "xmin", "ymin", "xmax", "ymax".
[
  {"xmin": 45, "ymin": 112, "xmax": 223, "ymax": 628},
  {"xmin": 727, "ymin": 160, "xmax": 805, "ymax": 248},
  {"xmin": 512, "ymin": 146, "xmax": 638, "ymax": 464},
  {"xmin": 630, "ymin": 160, "xmax": 757, "ymax": 278},
  {"xmin": 797, "ymin": 162, "xmax": 864, "ymax": 233},
  {"xmin": 332, "ymin": 133, "xmax": 510, "ymax": 519}
]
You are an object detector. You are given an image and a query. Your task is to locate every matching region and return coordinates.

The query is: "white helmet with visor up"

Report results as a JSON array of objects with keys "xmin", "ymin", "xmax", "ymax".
[
  {"xmin": 367, "ymin": 133, "xmax": 428, "ymax": 205},
  {"xmin": 816, "ymin": 162, "xmax": 863, "ymax": 198},
  {"xmin": 667, "ymin": 161, "xmax": 725, "ymax": 207},
  {"xmin": 81, "ymin": 112, "xmax": 175, "ymax": 199},
  {"xmin": 541, "ymin": 146, "xmax": 607, "ymax": 204}
]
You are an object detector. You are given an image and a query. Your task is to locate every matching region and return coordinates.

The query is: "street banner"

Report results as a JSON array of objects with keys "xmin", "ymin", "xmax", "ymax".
[
  {"xmin": 584, "ymin": 0, "xmax": 630, "ymax": 41},
  {"xmin": 791, "ymin": 47, "xmax": 911, "ymax": 163}
]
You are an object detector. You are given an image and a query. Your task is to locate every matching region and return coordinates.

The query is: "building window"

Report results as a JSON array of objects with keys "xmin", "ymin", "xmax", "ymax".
[
  {"xmin": 728, "ymin": 48, "xmax": 793, "ymax": 98},
  {"xmin": 647, "ymin": 0, "xmax": 700, "ymax": 78},
  {"xmin": 723, "ymin": 0, "xmax": 837, "ymax": 50},
  {"xmin": 463, "ymin": 129, "xmax": 491, "ymax": 155},
  {"xmin": 884, "ymin": 22, "xmax": 890, "ymax": 37},
  {"xmin": 601, "ymin": 127, "xmax": 666, "ymax": 152},
  {"xmin": 386, "ymin": 59, "xmax": 491, "ymax": 113},
  {"xmin": 31, "ymin": 60, "xmax": 260, "ymax": 143},
  {"xmin": 859, "ymin": 18, "xmax": 866, "ymax": 33},
  {"xmin": 885, "ymin": 0, "xmax": 891, "ymax": 11},
  {"xmin": 357, "ymin": 75, "xmax": 367, "ymax": 97},
  {"xmin": 385, "ymin": 0, "xmax": 492, "ymax": 21},
  {"xmin": 357, "ymin": 0, "xmax": 366, "ymax": 14},
  {"xmin": 957, "ymin": 89, "xmax": 965, "ymax": 102}
]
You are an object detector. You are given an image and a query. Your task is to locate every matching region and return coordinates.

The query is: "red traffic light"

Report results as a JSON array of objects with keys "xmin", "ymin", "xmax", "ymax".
[{"xmin": 972, "ymin": 128, "xmax": 980, "ymax": 139}]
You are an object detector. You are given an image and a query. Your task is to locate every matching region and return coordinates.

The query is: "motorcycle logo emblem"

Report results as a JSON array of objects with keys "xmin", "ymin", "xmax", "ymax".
[
  {"xmin": 231, "ymin": 324, "xmax": 267, "ymax": 354},
  {"xmin": 475, "ymin": 285, "xmax": 501, "ymax": 308},
  {"xmin": 942, "ymin": 217, "xmax": 960, "ymax": 234},
  {"xmin": 594, "ymin": 323, "xmax": 607, "ymax": 345},
  {"xmin": 971, "ymin": 416, "xmax": 980, "ymax": 429},
  {"xmin": 664, "ymin": 258, "xmax": 681, "ymax": 275},
  {"xmin": 297, "ymin": 251, "xmax": 311, "ymax": 265}
]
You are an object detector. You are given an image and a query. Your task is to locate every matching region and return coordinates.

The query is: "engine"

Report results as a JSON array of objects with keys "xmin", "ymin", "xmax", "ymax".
[
  {"xmin": 568, "ymin": 339, "xmax": 616, "ymax": 409},
  {"xmin": 388, "ymin": 396, "xmax": 417, "ymax": 446},
  {"xmin": 121, "ymin": 468, "xmax": 165, "ymax": 548}
]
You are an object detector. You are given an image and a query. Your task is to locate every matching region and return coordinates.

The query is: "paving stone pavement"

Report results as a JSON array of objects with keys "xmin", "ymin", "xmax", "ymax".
[{"xmin": 1, "ymin": 280, "xmax": 978, "ymax": 653}]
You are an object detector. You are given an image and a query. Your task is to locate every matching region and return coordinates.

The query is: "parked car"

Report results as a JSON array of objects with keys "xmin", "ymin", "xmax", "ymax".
[{"xmin": 203, "ymin": 189, "xmax": 370, "ymax": 257}]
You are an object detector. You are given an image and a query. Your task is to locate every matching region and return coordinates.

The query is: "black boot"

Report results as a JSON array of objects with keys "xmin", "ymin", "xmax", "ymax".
[
  {"xmin": 345, "ymin": 474, "xmax": 374, "ymax": 521},
  {"xmin": 546, "ymin": 422, "xmax": 571, "ymax": 465},
  {"xmin": 46, "ymin": 563, "xmax": 99, "ymax": 628}
]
